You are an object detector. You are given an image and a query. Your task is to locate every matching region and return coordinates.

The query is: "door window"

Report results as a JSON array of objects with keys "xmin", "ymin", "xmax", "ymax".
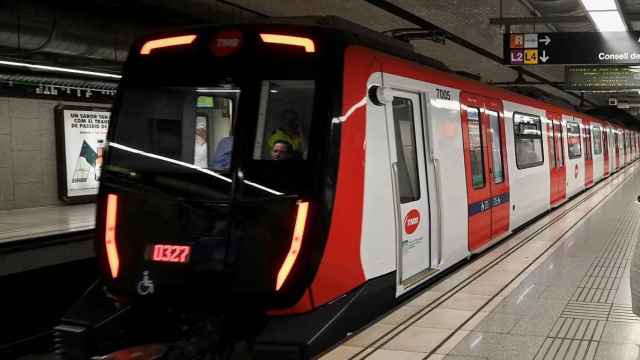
[
  {"xmin": 583, "ymin": 126, "xmax": 592, "ymax": 160},
  {"xmin": 466, "ymin": 107, "xmax": 485, "ymax": 189},
  {"xmin": 556, "ymin": 123, "xmax": 564, "ymax": 167},
  {"xmin": 549, "ymin": 122, "xmax": 556, "ymax": 168},
  {"xmin": 487, "ymin": 110, "xmax": 504, "ymax": 183},
  {"xmin": 392, "ymin": 97, "xmax": 421, "ymax": 203}
]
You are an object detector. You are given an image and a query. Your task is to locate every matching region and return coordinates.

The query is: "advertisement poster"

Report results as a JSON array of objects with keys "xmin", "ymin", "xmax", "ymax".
[{"xmin": 55, "ymin": 105, "xmax": 110, "ymax": 202}]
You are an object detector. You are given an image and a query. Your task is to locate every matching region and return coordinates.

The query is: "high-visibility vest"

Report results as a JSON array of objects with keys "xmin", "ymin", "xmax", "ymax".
[{"xmin": 266, "ymin": 128, "xmax": 302, "ymax": 152}]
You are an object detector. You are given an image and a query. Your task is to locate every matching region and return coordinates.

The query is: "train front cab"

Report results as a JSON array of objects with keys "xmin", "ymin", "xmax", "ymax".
[{"xmin": 57, "ymin": 23, "xmax": 356, "ymax": 359}]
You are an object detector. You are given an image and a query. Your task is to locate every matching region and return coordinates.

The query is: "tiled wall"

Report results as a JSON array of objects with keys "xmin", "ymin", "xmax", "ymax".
[{"xmin": 0, "ymin": 97, "xmax": 112, "ymax": 210}]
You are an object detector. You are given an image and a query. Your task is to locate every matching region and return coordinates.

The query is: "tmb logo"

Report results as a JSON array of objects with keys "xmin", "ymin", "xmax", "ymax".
[
  {"xmin": 404, "ymin": 209, "xmax": 421, "ymax": 235},
  {"xmin": 211, "ymin": 30, "xmax": 243, "ymax": 57}
]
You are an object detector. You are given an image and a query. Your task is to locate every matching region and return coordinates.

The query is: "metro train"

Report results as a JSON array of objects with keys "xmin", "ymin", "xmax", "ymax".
[{"xmin": 57, "ymin": 16, "xmax": 640, "ymax": 359}]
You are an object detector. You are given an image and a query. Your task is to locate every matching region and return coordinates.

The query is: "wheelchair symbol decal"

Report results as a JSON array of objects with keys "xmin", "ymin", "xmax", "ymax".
[{"xmin": 137, "ymin": 270, "xmax": 155, "ymax": 296}]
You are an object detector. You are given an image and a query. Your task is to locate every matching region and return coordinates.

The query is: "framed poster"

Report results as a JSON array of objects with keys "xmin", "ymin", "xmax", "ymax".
[{"xmin": 55, "ymin": 105, "xmax": 111, "ymax": 203}]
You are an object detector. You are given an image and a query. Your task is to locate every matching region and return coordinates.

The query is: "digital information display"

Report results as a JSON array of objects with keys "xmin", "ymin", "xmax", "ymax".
[{"xmin": 565, "ymin": 65, "xmax": 640, "ymax": 91}]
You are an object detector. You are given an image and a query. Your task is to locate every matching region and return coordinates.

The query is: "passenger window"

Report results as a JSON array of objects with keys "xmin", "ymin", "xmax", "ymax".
[
  {"xmin": 253, "ymin": 80, "xmax": 315, "ymax": 161},
  {"xmin": 392, "ymin": 97, "xmax": 421, "ymax": 203},
  {"xmin": 567, "ymin": 121, "xmax": 582, "ymax": 159},
  {"xmin": 467, "ymin": 107, "xmax": 485, "ymax": 189},
  {"xmin": 487, "ymin": 110, "xmax": 504, "ymax": 183},
  {"xmin": 592, "ymin": 126, "xmax": 602, "ymax": 155},
  {"xmin": 548, "ymin": 122, "xmax": 556, "ymax": 169},
  {"xmin": 513, "ymin": 113, "xmax": 544, "ymax": 169}
]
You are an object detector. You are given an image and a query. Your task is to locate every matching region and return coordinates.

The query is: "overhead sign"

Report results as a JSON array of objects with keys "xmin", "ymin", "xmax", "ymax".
[
  {"xmin": 55, "ymin": 105, "xmax": 111, "ymax": 202},
  {"xmin": 565, "ymin": 65, "xmax": 640, "ymax": 91},
  {"xmin": 504, "ymin": 32, "xmax": 640, "ymax": 65}
]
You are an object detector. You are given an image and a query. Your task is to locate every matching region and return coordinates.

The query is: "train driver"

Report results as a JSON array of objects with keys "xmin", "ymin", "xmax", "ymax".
[
  {"xmin": 271, "ymin": 140, "xmax": 293, "ymax": 160},
  {"xmin": 266, "ymin": 109, "xmax": 303, "ymax": 158}
]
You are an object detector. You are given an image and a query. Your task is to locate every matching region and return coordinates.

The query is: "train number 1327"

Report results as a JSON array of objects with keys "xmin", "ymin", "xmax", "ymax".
[{"xmin": 152, "ymin": 244, "xmax": 191, "ymax": 263}]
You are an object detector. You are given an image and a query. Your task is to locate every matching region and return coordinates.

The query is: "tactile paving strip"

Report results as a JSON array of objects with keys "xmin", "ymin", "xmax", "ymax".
[
  {"xmin": 536, "ymin": 339, "xmax": 598, "ymax": 360},
  {"xmin": 560, "ymin": 302, "xmax": 611, "ymax": 321},
  {"xmin": 571, "ymin": 205, "xmax": 638, "ymax": 305},
  {"xmin": 608, "ymin": 304, "xmax": 640, "ymax": 323},
  {"xmin": 548, "ymin": 317, "xmax": 606, "ymax": 340},
  {"xmin": 534, "ymin": 201, "xmax": 640, "ymax": 360}
]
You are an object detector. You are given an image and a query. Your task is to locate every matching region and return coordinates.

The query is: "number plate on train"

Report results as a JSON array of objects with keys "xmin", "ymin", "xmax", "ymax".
[{"xmin": 150, "ymin": 244, "xmax": 191, "ymax": 263}]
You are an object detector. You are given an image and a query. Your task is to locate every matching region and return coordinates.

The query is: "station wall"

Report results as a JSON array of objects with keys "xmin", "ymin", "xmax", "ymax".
[{"xmin": 0, "ymin": 97, "xmax": 111, "ymax": 210}]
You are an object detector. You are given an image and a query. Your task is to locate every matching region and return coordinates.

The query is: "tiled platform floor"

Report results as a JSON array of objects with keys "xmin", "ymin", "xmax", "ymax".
[
  {"xmin": 322, "ymin": 164, "xmax": 640, "ymax": 360},
  {"xmin": 0, "ymin": 204, "xmax": 95, "ymax": 244}
]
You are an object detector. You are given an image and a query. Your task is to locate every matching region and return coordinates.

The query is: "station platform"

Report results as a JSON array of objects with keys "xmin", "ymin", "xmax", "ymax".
[
  {"xmin": 0, "ymin": 204, "xmax": 95, "ymax": 244},
  {"xmin": 0, "ymin": 204, "xmax": 95, "ymax": 275},
  {"xmin": 0, "ymin": 205, "xmax": 97, "ymax": 357},
  {"xmin": 322, "ymin": 163, "xmax": 640, "ymax": 360}
]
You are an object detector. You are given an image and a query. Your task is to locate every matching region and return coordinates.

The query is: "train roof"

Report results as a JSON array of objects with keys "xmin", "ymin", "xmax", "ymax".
[{"xmin": 141, "ymin": 16, "xmax": 638, "ymax": 131}]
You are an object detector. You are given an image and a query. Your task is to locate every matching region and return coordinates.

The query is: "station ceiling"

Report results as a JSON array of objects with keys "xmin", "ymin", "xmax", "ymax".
[{"xmin": 1, "ymin": 0, "xmax": 639, "ymax": 122}]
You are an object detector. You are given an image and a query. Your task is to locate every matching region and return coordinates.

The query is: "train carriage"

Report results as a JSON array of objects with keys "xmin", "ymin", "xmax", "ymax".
[{"xmin": 57, "ymin": 16, "xmax": 639, "ymax": 360}]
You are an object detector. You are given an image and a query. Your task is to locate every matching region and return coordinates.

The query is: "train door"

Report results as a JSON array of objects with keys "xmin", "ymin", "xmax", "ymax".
[
  {"xmin": 624, "ymin": 131, "xmax": 629, "ymax": 164},
  {"xmin": 385, "ymin": 89, "xmax": 431, "ymax": 284},
  {"xmin": 615, "ymin": 130, "xmax": 620, "ymax": 169},
  {"xmin": 485, "ymin": 99, "xmax": 510, "ymax": 239},
  {"xmin": 547, "ymin": 112, "xmax": 565, "ymax": 205},
  {"xmin": 582, "ymin": 119, "xmax": 593, "ymax": 187},
  {"xmin": 460, "ymin": 93, "xmax": 509, "ymax": 252},
  {"xmin": 603, "ymin": 128, "xmax": 610, "ymax": 177}
]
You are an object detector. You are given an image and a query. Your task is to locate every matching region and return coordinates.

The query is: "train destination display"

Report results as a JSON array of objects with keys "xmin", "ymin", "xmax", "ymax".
[
  {"xmin": 565, "ymin": 65, "xmax": 640, "ymax": 91},
  {"xmin": 505, "ymin": 32, "xmax": 640, "ymax": 65}
]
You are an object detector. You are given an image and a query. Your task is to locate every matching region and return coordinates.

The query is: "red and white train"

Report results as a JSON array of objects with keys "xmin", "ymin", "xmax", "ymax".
[{"xmin": 58, "ymin": 16, "xmax": 639, "ymax": 359}]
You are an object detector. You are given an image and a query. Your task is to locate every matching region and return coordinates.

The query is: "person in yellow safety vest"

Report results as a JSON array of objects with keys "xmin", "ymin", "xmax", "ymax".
[{"xmin": 266, "ymin": 109, "xmax": 303, "ymax": 158}]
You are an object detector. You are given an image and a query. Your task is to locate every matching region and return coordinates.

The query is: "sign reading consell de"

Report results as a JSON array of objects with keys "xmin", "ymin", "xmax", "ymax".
[
  {"xmin": 504, "ymin": 32, "xmax": 640, "ymax": 65},
  {"xmin": 565, "ymin": 65, "xmax": 640, "ymax": 91},
  {"xmin": 55, "ymin": 105, "xmax": 111, "ymax": 203}
]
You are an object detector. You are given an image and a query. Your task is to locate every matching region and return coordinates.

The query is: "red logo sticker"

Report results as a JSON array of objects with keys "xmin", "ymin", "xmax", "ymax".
[
  {"xmin": 211, "ymin": 30, "xmax": 243, "ymax": 57},
  {"xmin": 404, "ymin": 209, "xmax": 421, "ymax": 235},
  {"xmin": 574, "ymin": 164, "xmax": 579, "ymax": 179}
]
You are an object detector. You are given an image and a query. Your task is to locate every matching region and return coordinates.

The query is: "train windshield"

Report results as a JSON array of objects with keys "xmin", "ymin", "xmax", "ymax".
[
  {"xmin": 111, "ymin": 86, "xmax": 240, "ymax": 172},
  {"xmin": 107, "ymin": 27, "xmax": 334, "ymax": 198},
  {"xmin": 108, "ymin": 80, "xmax": 317, "ymax": 197}
]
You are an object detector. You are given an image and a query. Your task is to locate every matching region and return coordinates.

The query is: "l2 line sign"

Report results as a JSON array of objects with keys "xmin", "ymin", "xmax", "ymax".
[{"xmin": 504, "ymin": 32, "xmax": 640, "ymax": 65}]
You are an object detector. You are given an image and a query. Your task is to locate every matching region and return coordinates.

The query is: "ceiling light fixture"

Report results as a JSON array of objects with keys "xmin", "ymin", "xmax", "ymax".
[
  {"xmin": 579, "ymin": 0, "xmax": 627, "ymax": 32},
  {"xmin": 0, "ymin": 60, "xmax": 122, "ymax": 79},
  {"xmin": 580, "ymin": 0, "xmax": 617, "ymax": 11},
  {"xmin": 589, "ymin": 11, "xmax": 627, "ymax": 32}
]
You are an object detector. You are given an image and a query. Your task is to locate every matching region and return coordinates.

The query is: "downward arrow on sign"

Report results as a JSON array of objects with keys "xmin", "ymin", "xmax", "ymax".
[
  {"xmin": 540, "ymin": 50, "xmax": 549, "ymax": 63},
  {"xmin": 539, "ymin": 35, "xmax": 551, "ymax": 46}
]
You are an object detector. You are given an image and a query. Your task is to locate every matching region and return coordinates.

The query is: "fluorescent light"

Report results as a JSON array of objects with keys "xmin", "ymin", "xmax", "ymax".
[
  {"xmin": 0, "ymin": 60, "xmax": 121, "ymax": 79},
  {"xmin": 580, "ymin": 0, "xmax": 617, "ymax": 11},
  {"xmin": 589, "ymin": 10, "xmax": 627, "ymax": 32},
  {"xmin": 196, "ymin": 89, "xmax": 240, "ymax": 93}
]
